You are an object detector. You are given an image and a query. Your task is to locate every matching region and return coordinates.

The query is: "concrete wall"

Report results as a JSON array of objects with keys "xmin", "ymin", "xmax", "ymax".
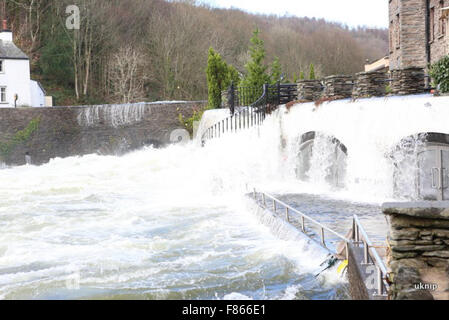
[
  {"xmin": 0, "ymin": 101, "xmax": 205, "ymax": 166},
  {"xmin": 0, "ymin": 59, "xmax": 32, "ymax": 108}
]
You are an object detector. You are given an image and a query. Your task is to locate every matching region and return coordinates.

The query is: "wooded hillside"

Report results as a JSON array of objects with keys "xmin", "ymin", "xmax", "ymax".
[{"xmin": 2, "ymin": 0, "xmax": 388, "ymax": 105}]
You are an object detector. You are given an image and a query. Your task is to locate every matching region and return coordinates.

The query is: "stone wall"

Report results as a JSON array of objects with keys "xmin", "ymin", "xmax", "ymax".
[
  {"xmin": 0, "ymin": 101, "xmax": 205, "ymax": 166},
  {"xmin": 429, "ymin": 0, "xmax": 449, "ymax": 64},
  {"xmin": 297, "ymin": 80, "xmax": 324, "ymax": 101},
  {"xmin": 389, "ymin": 0, "xmax": 449, "ymax": 70},
  {"xmin": 388, "ymin": 0, "xmax": 401, "ymax": 70},
  {"xmin": 323, "ymin": 75, "xmax": 354, "ymax": 99},
  {"xmin": 384, "ymin": 202, "xmax": 449, "ymax": 300},
  {"xmin": 391, "ymin": 67, "xmax": 426, "ymax": 95},
  {"xmin": 352, "ymin": 71, "xmax": 388, "ymax": 98},
  {"xmin": 389, "ymin": 0, "xmax": 428, "ymax": 70}
]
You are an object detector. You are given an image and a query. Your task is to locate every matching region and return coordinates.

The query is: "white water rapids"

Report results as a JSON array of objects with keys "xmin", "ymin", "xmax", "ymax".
[{"xmin": 1, "ymin": 94, "xmax": 447, "ymax": 300}]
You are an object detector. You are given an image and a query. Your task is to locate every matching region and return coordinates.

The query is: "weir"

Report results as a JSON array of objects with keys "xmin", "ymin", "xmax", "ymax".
[
  {"xmin": 2, "ymin": 88, "xmax": 449, "ymax": 299},
  {"xmin": 0, "ymin": 101, "xmax": 204, "ymax": 166},
  {"xmin": 198, "ymin": 86, "xmax": 449, "ymax": 300}
]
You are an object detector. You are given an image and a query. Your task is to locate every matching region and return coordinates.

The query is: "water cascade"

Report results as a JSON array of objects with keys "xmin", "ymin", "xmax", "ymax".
[
  {"xmin": 2, "ymin": 94, "xmax": 449, "ymax": 299},
  {"xmin": 77, "ymin": 103, "xmax": 147, "ymax": 128}
]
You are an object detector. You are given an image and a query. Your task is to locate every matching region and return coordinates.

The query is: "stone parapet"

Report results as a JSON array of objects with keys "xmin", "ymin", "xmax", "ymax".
[
  {"xmin": 391, "ymin": 67, "xmax": 426, "ymax": 95},
  {"xmin": 297, "ymin": 80, "xmax": 324, "ymax": 101},
  {"xmin": 383, "ymin": 202, "xmax": 449, "ymax": 300},
  {"xmin": 323, "ymin": 75, "xmax": 354, "ymax": 99},
  {"xmin": 352, "ymin": 71, "xmax": 388, "ymax": 98}
]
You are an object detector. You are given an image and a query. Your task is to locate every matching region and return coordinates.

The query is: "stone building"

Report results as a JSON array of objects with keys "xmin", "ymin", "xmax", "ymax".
[{"xmin": 389, "ymin": 0, "xmax": 449, "ymax": 70}]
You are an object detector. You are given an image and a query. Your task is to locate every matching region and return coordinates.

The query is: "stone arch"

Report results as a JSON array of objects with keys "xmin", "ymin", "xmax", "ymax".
[
  {"xmin": 296, "ymin": 131, "xmax": 348, "ymax": 188},
  {"xmin": 391, "ymin": 132, "xmax": 449, "ymax": 200}
]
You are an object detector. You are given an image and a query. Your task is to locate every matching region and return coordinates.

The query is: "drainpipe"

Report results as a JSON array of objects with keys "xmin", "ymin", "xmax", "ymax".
[{"xmin": 425, "ymin": 0, "xmax": 431, "ymax": 88}]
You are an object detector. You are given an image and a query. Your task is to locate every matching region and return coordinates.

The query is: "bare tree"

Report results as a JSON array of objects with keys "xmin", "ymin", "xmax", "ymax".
[{"xmin": 108, "ymin": 46, "xmax": 147, "ymax": 104}]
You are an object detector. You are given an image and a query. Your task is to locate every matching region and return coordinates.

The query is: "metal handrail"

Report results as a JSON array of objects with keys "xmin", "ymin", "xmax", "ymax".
[
  {"xmin": 256, "ymin": 190, "xmax": 350, "ymax": 243},
  {"xmin": 251, "ymin": 189, "xmax": 350, "ymax": 259},
  {"xmin": 351, "ymin": 215, "xmax": 389, "ymax": 297},
  {"xmin": 250, "ymin": 188, "xmax": 390, "ymax": 298}
]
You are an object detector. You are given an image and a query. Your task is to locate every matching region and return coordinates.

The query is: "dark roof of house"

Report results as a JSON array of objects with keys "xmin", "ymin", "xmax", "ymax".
[{"xmin": 0, "ymin": 40, "xmax": 29, "ymax": 60}]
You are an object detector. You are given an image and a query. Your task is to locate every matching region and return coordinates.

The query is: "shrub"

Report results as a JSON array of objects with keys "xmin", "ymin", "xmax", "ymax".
[
  {"xmin": 309, "ymin": 63, "xmax": 316, "ymax": 80},
  {"xmin": 430, "ymin": 56, "xmax": 449, "ymax": 93},
  {"xmin": 178, "ymin": 106, "xmax": 211, "ymax": 135}
]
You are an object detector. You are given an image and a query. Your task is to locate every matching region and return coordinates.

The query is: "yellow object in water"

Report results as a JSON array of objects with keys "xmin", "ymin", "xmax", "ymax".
[{"xmin": 337, "ymin": 260, "xmax": 348, "ymax": 275}]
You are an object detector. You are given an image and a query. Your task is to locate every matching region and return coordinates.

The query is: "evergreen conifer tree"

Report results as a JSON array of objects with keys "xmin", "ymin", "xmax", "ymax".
[
  {"xmin": 309, "ymin": 63, "xmax": 316, "ymax": 80},
  {"xmin": 206, "ymin": 47, "xmax": 235, "ymax": 108},
  {"xmin": 241, "ymin": 28, "xmax": 270, "ymax": 100},
  {"xmin": 270, "ymin": 56, "xmax": 282, "ymax": 85},
  {"xmin": 293, "ymin": 73, "xmax": 298, "ymax": 83}
]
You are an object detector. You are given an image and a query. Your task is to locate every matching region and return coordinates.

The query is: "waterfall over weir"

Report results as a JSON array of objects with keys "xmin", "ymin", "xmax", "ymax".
[
  {"xmin": 198, "ymin": 94, "xmax": 449, "ymax": 202},
  {"xmin": 76, "ymin": 101, "xmax": 189, "ymax": 128},
  {"xmin": 1, "ymin": 94, "xmax": 449, "ymax": 300},
  {"xmin": 77, "ymin": 103, "xmax": 147, "ymax": 128}
]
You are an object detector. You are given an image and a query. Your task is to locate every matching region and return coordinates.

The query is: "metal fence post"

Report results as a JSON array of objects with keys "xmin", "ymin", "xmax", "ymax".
[
  {"xmin": 277, "ymin": 81, "xmax": 281, "ymax": 105},
  {"xmin": 321, "ymin": 228, "xmax": 326, "ymax": 247},
  {"xmin": 229, "ymin": 82, "xmax": 235, "ymax": 116}
]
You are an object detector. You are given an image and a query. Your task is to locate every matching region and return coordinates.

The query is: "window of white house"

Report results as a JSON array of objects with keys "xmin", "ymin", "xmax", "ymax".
[
  {"xmin": 0, "ymin": 87, "xmax": 6, "ymax": 103},
  {"xmin": 0, "ymin": 60, "xmax": 4, "ymax": 73}
]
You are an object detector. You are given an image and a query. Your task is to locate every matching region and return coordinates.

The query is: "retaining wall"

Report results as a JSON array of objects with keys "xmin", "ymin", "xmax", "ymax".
[
  {"xmin": 384, "ymin": 202, "xmax": 449, "ymax": 300},
  {"xmin": 0, "ymin": 101, "xmax": 205, "ymax": 166}
]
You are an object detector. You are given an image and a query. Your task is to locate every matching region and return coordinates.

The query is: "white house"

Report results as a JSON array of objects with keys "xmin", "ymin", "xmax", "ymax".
[{"xmin": 0, "ymin": 23, "xmax": 48, "ymax": 108}]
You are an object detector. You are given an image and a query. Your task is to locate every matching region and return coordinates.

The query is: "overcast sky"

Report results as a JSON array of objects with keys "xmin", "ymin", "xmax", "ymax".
[{"xmin": 201, "ymin": 0, "xmax": 389, "ymax": 28}]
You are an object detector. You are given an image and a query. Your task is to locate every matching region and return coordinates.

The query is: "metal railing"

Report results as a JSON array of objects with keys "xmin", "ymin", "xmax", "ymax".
[
  {"xmin": 251, "ymin": 189, "xmax": 350, "ymax": 257},
  {"xmin": 351, "ymin": 215, "xmax": 389, "ymax": 297},
  {"xmin": 250, "ymin": 188, "xmax": 390, "ymax": 298},
  {"xmin": 201, "ymin": 83, "xmax": 298, "ymax": 145}
]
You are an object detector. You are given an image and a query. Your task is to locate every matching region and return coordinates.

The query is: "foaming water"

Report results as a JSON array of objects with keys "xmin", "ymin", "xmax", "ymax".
[
  {"xmin": 4, "ymin": 94, "xmax": 443, "ymax": 299},
  {"xmin": 0, "ymin": 144, "xmax": 346, "ymax": 300}
]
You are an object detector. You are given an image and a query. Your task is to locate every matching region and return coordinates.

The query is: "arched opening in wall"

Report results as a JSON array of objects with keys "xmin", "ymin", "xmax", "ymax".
[
  {"xmin": 295, "ymin": 131, "xmax": 348, "ymax": 188},
  {"xmin": 390, "ymin": 133, "xmax": 449, "ymax": 201}
]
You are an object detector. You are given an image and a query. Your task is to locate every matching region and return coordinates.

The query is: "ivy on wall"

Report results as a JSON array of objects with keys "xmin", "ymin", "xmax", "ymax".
[
  {"xmin": 178, "ymin": 106, "xmax": 210, "ymax": 135},
  {"xmin": 0, "ymin": 117, "xmax": 41, "ymax": 160}
]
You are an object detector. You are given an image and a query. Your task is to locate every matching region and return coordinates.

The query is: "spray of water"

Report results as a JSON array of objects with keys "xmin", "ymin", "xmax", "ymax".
[
  {"xmin": 77, "ymin": 103, "xmax": 147, "ymax": 128},
  {"xmin": 2, "ymin": 94, "xmax": 447, "ymax": 299}
]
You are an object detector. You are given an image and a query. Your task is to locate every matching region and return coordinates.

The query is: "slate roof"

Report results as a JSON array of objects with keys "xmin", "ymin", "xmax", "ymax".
[{"xmin": 0, "ymin": 40, "xmax": 29, "ymax": 60}]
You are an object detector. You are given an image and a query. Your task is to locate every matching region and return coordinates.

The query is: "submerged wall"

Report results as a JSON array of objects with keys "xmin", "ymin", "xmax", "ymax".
[{"xmin": 0, "ymin": 102, "xmax": 205, "ymax": 166}]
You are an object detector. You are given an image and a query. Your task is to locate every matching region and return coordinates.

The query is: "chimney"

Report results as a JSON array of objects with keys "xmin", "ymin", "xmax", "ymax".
[{"xmin": 0, "ymin": 19, "xmax": 12, "ymax": 42}]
